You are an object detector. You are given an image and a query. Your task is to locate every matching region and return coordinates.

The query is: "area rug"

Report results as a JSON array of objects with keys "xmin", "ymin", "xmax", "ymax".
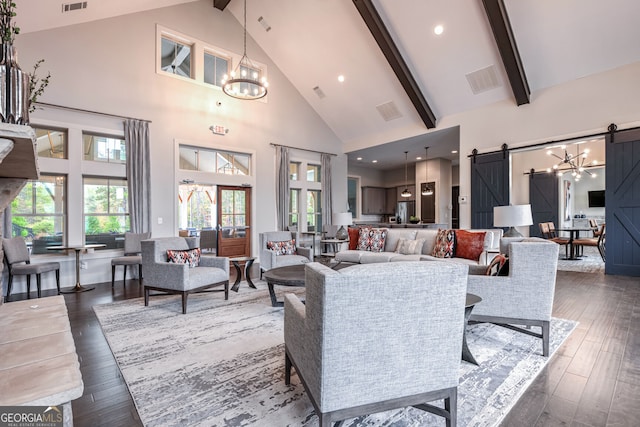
[
  {"xmin": 556, "ymin": 245, "xmax": 604, "ymax": 273},
  {"xmin": 93, "ymin": 284, "xmax": 577, "ymax": 427}
]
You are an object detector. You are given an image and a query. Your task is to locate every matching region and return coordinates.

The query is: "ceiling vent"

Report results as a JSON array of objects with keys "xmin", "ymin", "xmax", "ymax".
[
  {"xmin": 312, "ymin": 86, "xmax": 326, "ymax": 99},
  {"xmin": 376, "ymin": 101, "xmax": 402, "ymax": 122},
  {"xmin": 257, "ymin": 16, "xmax": 271, "ymax": 32},
  {"xmin": 62, "ymin": 2, "xmax": 87, "ymax": 13},
  {"xmin": 466, "ymin": 65, "xmax": 501, "ymax": 94}
]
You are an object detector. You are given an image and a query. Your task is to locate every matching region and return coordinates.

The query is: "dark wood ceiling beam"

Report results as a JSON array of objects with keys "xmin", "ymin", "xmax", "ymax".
[
  {"xmin": 353, "ymin": 0, "xmax": 437, "ymax": 129},
  {"xmin": 482, "ymin": 0, "xmax": 530, "ymax": 105},
  {"xmin": 213, "ymin": 0, "xmax": 232, "ymax": 11}
]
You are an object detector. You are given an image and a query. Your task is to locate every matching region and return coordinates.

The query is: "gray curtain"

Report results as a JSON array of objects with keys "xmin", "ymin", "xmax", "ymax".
[
  {"xmin": 321, "ymin": 153, "xmax": 332, "ymax": 231},
  {"xmin": 2, "ymin": 209, "xmax": 11, "ymax": 238},
  {"xmin": 275, "ymin": 146, "xmax": 290, "ymax": 231},
  {"xmin": 124, "ymin": 119, "xmax": 151, "ymax": 233}
]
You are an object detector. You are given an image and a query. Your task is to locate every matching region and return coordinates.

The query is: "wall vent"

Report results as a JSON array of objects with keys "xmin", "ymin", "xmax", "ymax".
[
  {"xmin": 62, "ymin": 2, "xmax": 87, "ymax": 13},
  {"xmin": 376, "ymin": 101, "xmax": 402, "ymax": 121},
  {"xmin": 466, "ymin": 65, "xmax": 501, "ymax": 94},
  {"xmin": 257, "ymin": 16, "xmax": 271, "ymax": 32},
  {"xmin": 312, "ymin": 86, "xmax": 326, "ymax": 99}
]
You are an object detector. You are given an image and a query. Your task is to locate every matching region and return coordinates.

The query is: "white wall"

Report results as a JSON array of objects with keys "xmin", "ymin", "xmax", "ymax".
[{"xmin": 13, "ymin": 0, "xmax": 346, "ymax": 290}]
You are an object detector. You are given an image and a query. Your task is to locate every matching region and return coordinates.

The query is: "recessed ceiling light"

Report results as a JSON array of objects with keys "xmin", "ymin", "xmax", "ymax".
[
  {"xmin": 451, "ymin": 150, "xmax": 458, "ymax": 154},
  {"xmin": 372, "ymin": 160, "xmax": 378, "ymax": 163},
  {"xmin": 434, "ymin": 25, "xmax": 444, "ymax": 35},
  {"xmin": 338, "ymin": 75, "xmax": 345, "ymax": 83},
  {"xmin": 356, "ymin": 157, "xmax": 363, "ymax": 161}
]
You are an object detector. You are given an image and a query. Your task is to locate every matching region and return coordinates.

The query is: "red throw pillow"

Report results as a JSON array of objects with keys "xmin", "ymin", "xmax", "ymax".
[
  {"xmin": 347, "ymin": 227, "xmax": 360, "ymax": 250},
  {"xmin": 432, "ymin": 229, "xmax": 456, "ymax": 258},
  {"xmin": 455, "ymin": 230, "xmax": 487, "ymax": 261}
]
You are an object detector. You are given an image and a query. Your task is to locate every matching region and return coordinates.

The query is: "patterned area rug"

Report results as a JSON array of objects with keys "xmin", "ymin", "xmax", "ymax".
[
  {"xmin": 556, "ymin": 245, "xmax": 604, "ymax": 273},
  {"xmin": 93, "ymin": 284, "xmax": 577, "ymax": 427}
]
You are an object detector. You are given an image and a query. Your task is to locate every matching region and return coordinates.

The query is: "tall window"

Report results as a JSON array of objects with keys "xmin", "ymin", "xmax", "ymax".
[
  {"xmin": 307, "ymin": 190, "xmax": 322, "ymax": 232},
  {"xmin": 83, "ymin": 133, "xmax": 126, "ymax": 164},
  {"xmin": 289, "ymin": 158, "xmax": 323, "ymax": 233},
  {"xmin": 289, "ymin": 189, "xmax": 300, "ymax": 229},
  {"xmin": 307, "ymin": 164, "xmax": 321, "ymax": 182},
  {"xmin": 11, "ymin": 175, "xmax": 66, "ymax": 254},
  {"xmin": 161, "ymin": 36, "xmax": 192, "ymax": 78},
  {"xmin": 32, "ymin": 126, "xmax": 67, "ymax": 159},
  {"xmin": 83, "ymin": 177, "xmax": 129, "ymax": 248}
]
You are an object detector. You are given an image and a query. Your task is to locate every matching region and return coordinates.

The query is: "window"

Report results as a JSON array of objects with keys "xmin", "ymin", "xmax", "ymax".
[
  {"xmin": 307, "ymin": 190, "xmax": 322, "ymax": 232},
  {"xmin": 178, "ymin": 145, "xmax": 250, "ymax": 175},
  {"xmin": 220, "ymin": 189, "xmax": 246, "ymax": 229},
  {"xmin": 289, "ymin": 189, "xmax": 300, "ymax": 228},
  {"xmin": 289, "ymin": 162, "xmax": 300, "ymax": 180},
  {"xmin": 83, "ymin": 177, "xmax": 129, "ymax": 249},
  {"xmin": 178, "ymin": 184, "xmax": 216, "ymax": 230},
  {"xmin": 161, "ymin": 36, "xmax": 192, "ymax": 78},
  {"xmin": 204, "ymin": 52, "xmax": 229, "ymax": 87},
  {"xmin": 11, "ymin": 175, "xmax": 66, "ymax": 254},
  {"xmin": 83, "ymin": 133, "xmax": 126, "ymax": 164},
  {"xmin": 32, "ymin": 126, "xmax": 67, "ymax": 159},
  {"xmin": 307, "ymin": 164, "xmax": 321, "ymax": 182}
]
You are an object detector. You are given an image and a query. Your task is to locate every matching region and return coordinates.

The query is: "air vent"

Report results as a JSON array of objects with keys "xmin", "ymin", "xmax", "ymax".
[
  {"xmin": 312, "ymin": 86, "xmax": 326, "ymax": 99},
  {"xmin": 466, "ymin": 65, "xmax": 501, "ymax": 94},
  {"xmin": 62, "ymin": 2, "xmax": 87, "ymax": 13},
  {"xmin": 376, "ymin": 101, "xmax": 402, "ymax": 121},
  {"xmin": 257, "ymin": 16, "xmax": 271, "ymax": 32}
]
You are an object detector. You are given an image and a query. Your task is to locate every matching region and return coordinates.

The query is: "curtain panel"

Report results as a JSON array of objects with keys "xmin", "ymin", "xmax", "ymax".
[
  {"xmin": 321, "ymin": 153, "xmax": 332, "ymax": 231},
  {"xmin": 124, "ymin": 119, "xmax": 151, "ymax": 233},
  {"xmin": 275, "ymin": 146, "xmax": 290, "ymax": 231}
]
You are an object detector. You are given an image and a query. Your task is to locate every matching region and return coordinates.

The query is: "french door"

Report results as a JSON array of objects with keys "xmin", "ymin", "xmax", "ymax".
[{"xmin": 216, "ymin": 186, "xmax": 251, "ymax": 257}]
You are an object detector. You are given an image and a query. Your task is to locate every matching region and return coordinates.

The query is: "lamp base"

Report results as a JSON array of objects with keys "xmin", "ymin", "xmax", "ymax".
[
  {"xmin": 335, "ymin": 225, "xmax": 348, "ymax": 240},
  {"xmin": 503, "ymin": 227, "xmax": 524, "ymax": 238}
]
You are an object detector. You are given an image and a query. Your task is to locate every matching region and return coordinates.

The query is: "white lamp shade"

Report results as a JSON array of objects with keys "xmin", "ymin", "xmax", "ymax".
[
  {"xmin": 332, "ymin": 212, "xmax": 353, "ymax": 226},
  {"xmin": 493, "ymin": 204, "xmax": 533, "ymax": 228}
]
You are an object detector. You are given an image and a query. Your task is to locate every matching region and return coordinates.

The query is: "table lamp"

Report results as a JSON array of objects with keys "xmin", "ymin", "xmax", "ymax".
[
  {"xmin": 332, "ymin": 212, "xmax": 352, "ymax": 240},
  {"xmin": 493, "ymin": 204, "xmax": 533, "ymax": 238}
]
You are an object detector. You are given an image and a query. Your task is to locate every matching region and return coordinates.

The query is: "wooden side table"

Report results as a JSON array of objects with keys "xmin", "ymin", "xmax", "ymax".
[
  {"xmin": 320, "ymin": 238, "xmax": 349, "ymax": 258},
  {"xmin": 229, "ymin": 256, "xmax": 257, "ymax": 292}
]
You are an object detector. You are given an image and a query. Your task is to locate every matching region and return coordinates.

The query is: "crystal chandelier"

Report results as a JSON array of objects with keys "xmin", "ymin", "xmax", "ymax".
[
  {"xmin": 421, "ymin": 146, "xmax": 433, "ymax": 196},
  {"xmin": 546, "ymin": 145, "xmax": 598, "ymax": 181},
  {"xmin": 401, "ymin": 151, "xmax": 412, "ymax": 198},
  {"xmin": 221, "ymin": 0, "xmax": 268, "ymax": 100}
]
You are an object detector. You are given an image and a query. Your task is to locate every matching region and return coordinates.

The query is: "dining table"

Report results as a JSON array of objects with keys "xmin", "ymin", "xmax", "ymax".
[
  {"xmin": 47, "ymin": 244, "xmax": 106, "ymax": 293},
  {"xmin": 555, "ymin": 227, "xmax": 597, "ymax": 260}
]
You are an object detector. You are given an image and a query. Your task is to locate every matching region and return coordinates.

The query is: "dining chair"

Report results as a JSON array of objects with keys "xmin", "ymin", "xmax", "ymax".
[
  {"xmin": 3, "ymin": 237, "xmax": 60, "ymax": 301},
  {"xmin": 111, "ymin": 232, "xmax": 151, "ymax": 287},
  {"xmin": 539, "ymin": 222, "xmax": 569, "ymax": 259},
  {"xmin": 573, "ymin": 223, "xmax": 606, "ymax": 262}
]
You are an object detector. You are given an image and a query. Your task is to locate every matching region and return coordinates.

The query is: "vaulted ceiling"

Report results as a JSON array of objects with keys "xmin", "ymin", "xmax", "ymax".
[{"xmin": 16, "ymin": 0, "xmax": 640, "ymax": 169}]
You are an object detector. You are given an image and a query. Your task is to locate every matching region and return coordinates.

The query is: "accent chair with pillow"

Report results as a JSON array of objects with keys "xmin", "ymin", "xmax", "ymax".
[
  {"xmin": 259, "ymin": 231, "xmax": 313, "ymax": 278},
  {"xmin": 141, "ymin": 237, "xmax": 229, "ymax": 314},
  {"xmin": 284, "ymin": 261, "xmax": 468, "ymax": 426},
  {"xmin": 467, "ymin": 237, "xmax": 559, "ymax": 356}
]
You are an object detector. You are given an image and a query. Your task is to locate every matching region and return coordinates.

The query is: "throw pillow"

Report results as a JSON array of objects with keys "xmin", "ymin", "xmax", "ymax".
[
  {"xmin": 395, "ymin": 238, "xmax": 426, "ymax": 255},
  {"xmin": 455, "ymin": 230, "xmax": 487, "ymax": 261},
  {"xmin": 167, "ymin": 248, "xmax": 201, "ymax": 268},
  {"xmin": 485, "ymin": 253, "xmax": 508, "ymax": 276},
  {"xmin": 432, "ymin": 229, "xmax": 455, "ymax": 258},
  {"xmin": 347, "ymin": 227, "xmax": 361, "ymax": 250},
  {"xmin": 267, "ymin": 239, "xmax": 297, "ymax": 256},
  {"xmin": 356, "ymin": 228, "xmax": 387, "ymax": 252}
]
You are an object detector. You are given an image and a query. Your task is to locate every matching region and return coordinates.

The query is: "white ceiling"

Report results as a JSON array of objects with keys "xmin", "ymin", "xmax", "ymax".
[{"xmin": 16, "ymin": 0, "xmax": 640, "ymax": 170}]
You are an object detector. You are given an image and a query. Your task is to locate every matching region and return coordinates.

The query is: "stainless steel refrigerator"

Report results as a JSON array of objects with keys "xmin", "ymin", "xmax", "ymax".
[{"xmin": 397, "ymin": 201, "xmax": 415, "ymax": 224}]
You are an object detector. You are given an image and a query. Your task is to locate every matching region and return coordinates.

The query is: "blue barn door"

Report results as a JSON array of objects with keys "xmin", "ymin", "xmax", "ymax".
[
  {"xmin": 471, "ymin": 148, "xmax": 510, "ymax": 229},
  {"xmin": 605, "ymin": 127, "xmax": 640, "ymax": 276},
  {"xmin": 529, "ymin": 172, "xmax": 559, "ymax": 237}
]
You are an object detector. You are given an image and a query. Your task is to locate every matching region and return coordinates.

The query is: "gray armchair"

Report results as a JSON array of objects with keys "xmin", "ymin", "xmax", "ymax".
[
  {"xmin": 284, "ymin": 262, "xmax": 468, "ymax": 426},
  {"xmin": 141, "ymin": 237, "xmax": 229, "ymax": 314},
  {"xmin": 467, "ymin": 237, "xmax": 559, "ymax": 356},
  {"xmin": 259, "ymin": 231, "xmax": 312, "ymax": 277}
]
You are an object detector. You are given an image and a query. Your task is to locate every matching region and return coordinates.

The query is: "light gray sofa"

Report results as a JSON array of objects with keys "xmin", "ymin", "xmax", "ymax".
[
  {"xmin": 467, "ymin": 237, "xmax": 559, "ymax": 356},
  {"xmin": 141, "ymin": 237, "xmax": 229, "ymax": 314},
  {"xmin": 259, "ymin": 231, "xmax": 313, "ymax": 276},
  {"xmin": 334, "ymin": 227, "xmax": 503, "ymax": 266},
  {"xmin": 284, "ymin": 261, "xmax": 468, "ymax": 426}
]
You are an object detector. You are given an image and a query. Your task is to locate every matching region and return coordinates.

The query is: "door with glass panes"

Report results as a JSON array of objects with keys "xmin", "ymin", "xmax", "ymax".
[{"xmin": 217, "ymin": 186, "xmax": 251, "ymax": 257}]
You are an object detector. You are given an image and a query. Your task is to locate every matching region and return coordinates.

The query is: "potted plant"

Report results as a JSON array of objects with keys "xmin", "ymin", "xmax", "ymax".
[{"xmin": 409, "ymin": 216, "xmax": 420, "ymax": 224}]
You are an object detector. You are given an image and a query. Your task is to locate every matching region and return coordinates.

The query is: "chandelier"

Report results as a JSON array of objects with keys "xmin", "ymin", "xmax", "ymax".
[
  {"xmin": 421, "ymin": 146, "xmax": 433, "ymax": 196},
  {"xmin": 221, "ymin": 0, "xmax": 268, "ymax": 100},
  {"xmin": 401, "ymin": 151, "xmax": 412, "ymax": 198},
  {"xmin": 546, "ymin": 145, "xmax": 598, "ymax": 181}
]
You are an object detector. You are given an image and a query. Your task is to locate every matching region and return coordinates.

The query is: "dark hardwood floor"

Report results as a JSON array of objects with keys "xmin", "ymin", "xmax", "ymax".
[{"xmin": 6, "ymin": 269, "xmax": 639, "ymax": 426}]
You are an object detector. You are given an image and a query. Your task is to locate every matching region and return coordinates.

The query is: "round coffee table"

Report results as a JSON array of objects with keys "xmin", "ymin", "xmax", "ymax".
[{"xmin": 263, "ymin": 264, "xmax": 307, "ymax": 307}]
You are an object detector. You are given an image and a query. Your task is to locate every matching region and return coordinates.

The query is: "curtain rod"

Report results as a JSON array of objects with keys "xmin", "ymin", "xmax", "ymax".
[
  {"xmin": 34, "ymin": 102, "xmax": 152, "ymax": 123},
  {"xmin": 467, "ymin": 123, "xmax": 640, "ymax": 158},
  {"xmin": 270, "ymin": 142, "xmax": 337, "ymax": 156}
]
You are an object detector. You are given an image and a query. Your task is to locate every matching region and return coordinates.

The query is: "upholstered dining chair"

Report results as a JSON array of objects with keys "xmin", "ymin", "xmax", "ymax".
[
  {"xmin": 284, "ymin": 261, "xmax": 468, "ymax": 427},
  {"xmin": 3, "ymin": 237, "xmax": 60, "ymax": 301},
  {"xmin": 111, "ymin": 232, "xmax": 151, "ymax": 287},
  {"xmin": 573, "ymin": 223, "xmax": 606, "ymax": 262},
  {"xmin": 539, "ymin": 222, "xmax": 569, "ymax": 259},
  {"xmin": 199, "ymin": 229, "xmax": 217, "ymax": 253}
]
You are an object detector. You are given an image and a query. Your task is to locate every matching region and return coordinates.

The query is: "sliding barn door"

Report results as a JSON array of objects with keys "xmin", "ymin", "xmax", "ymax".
[
  {"xmin": 471, "ymin": 151, "xmax": 509, "ymax": 229},
  {"xmin": 606, "ymin": 127, "xmax": 640, "ymax": 276},
  {"xmin": 529, "ymin": 172, "xmax": 559, "ymax": 237}
]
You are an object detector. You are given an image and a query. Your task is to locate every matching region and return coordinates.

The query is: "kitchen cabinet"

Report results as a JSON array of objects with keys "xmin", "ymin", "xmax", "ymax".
[
  {"xmin": 362, "ymin": 186, "xmax": 387, "ymax": 214},
  {"xmin": 385, "ymin": 187, "xmax": 397, "ymax": 215}
]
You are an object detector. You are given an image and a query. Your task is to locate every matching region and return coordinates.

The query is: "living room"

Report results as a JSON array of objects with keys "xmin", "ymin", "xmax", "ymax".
[{"xmin": 2, "ymin": 0, "xmax": 640, "ymax": 426}]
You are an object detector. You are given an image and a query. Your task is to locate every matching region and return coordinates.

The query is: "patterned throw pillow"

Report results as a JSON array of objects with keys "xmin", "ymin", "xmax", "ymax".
[
  {"xmin": 432, "ymin": 229, "xmax": 456, "ymax": 258},
  {"xmin": 356, "ymin": 228, "xmax": 387, "ymax": 252},
  {"xmin": 395, "ymin": 238, "xmax": 426, "ymax": 255},
  {"xmin": 267, "ymin": 239, "xmax": 297, "ymax": 256},
  {"xmin": 485, "ymin": 254, "xmax": 509, "ymax": 276},
  {"xmin": 167, "ymin": 248, "xmax": 201, "ymax": 268},
  {"xmin": 455, "ymin": 230, "xmax": 487, "ymax": 261}
]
